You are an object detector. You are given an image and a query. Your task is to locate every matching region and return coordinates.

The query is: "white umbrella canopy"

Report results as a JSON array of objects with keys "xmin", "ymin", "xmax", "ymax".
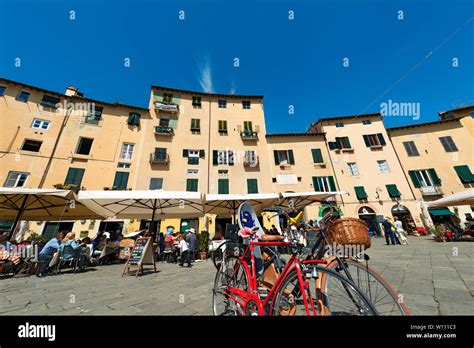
[
  {"xmin": 277, "ymin": 191, "xmax": 347, "ymax": 211},
  {"xmin": 77, "ymin": 190, "xmax": 205, "ymax": 219},
  {"xmin": 203, "ymin": 193, "xmax": 280, "ymax": 216},
  {"xmin": 427, "ymin": 189, "xmax": 474, "ymax": 208}
]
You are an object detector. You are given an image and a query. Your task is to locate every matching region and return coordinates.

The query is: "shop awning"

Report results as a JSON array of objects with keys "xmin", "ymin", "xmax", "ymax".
[
  {"xmin": 454, "ymin": 165, "xmax": 474, "ymax": 184},
  {"xmin": 428, "ymin": 208, "xmax": 454, "ymax": 216},
  {"xmin": 354, "ymin": 186, "xmax": 368, "ymax": 200},
  {"xmin": 386, "ymin": 184, "xmax": 401, "ymax": 198}
]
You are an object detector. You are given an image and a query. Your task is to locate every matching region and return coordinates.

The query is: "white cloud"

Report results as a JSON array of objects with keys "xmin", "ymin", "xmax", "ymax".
[{"xmin": 198, "ymin": 57, "xmax": 214, "ymax": 93}]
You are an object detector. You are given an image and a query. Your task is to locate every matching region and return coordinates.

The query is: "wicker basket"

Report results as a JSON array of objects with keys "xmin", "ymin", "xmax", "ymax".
[{"xmin": 325, "ymin": 217, "xmax": 371, "ymax": 249}]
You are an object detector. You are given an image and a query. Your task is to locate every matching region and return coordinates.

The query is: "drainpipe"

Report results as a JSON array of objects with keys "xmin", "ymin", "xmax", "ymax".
[
  {"xmin": 206, "ymin": 94, "xmax": 212, "ymax": 194},
  {"xmin": 387, "ymin": 132, "xmax": 417, "ymax": 200},
  {"xmin": 323, "ymin": 133, "xmax": 345, "ymax": 206}
]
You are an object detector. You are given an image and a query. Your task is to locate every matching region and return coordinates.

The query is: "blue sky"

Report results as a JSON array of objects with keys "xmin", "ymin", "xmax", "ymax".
[{"xmin": 0, "ymin": 0, "xmax": 473, "ymax": 132}]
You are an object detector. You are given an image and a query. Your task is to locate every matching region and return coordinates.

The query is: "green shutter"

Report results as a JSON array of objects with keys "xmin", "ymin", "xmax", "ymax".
[
  {"xmin": 247, "ymin": 179, "xmax": 258, "ymax": 194},
  {"xmin": 288, "ymin": 150, "xmax": 295, "ymax": 165},
  {"xmin": 218, "ymin": 179, "xmax": 229, "ymax": 194},
  {"xmin": 428, "ymin": 168, "xmax": 441, "ymax": 186},
  {"xmin": 64, "ymin": 168, "xmax": 85, "ymax": 187},
  {"xmin": 328, "ymin": 176, "xmax": 336, "ymax": 191},
  {"xmin": 186, "ymin": 179, "xmax": 198, "ymax": 192},
  {"xmin": 377, "ymin": 133, "xmax": 386, "ymax": 146},
  {"xmin": 354, "ymin": 186, "xmax": 368, "ymax": 200},
  {"xmin": 408, "ymin": 170, "xmax": 421, "ymax": 188},
  {"xmin": 328, "ymin": 142, "xmax": 338, "ymax": 150},
  {"xmin": 183, "ymin": 149, "xmax": 189, "ymax": 157},
  {"xmin": 363, "ymin": 135, "xmax": 370, "ymax": 147},
  {"xmin": 273, "ymin": 151, "xmax": 279, "ymax": 165},
  {"xmin": 127, "ymin": 112, "xmax": 140, "ymax": 126},
  {"xmin": 311, "ymin": 149, "xmax": 323, "ymax": 163},
  {"xmin": 312, "ymin": 177, "xmax": 321, "ymax": 192},
  {"xmin": 386, "ymin": 184, "xmax": 401, "ymax": 198},
  {"xmin": 199, "ymin": 150, "xmax": 205, "ymax": 158},
  {"xmin": 213, "ymin": 150, "xmax": 218, "ymax": 165},
  {"xmin": 113, "ymin": 172, "xmax": 129, "ymax": 190},
  {"xmin": 453, "ymin": 165, "xmax": 473, "ymax": 183},
  {"xmin": 344, "ymin": 137, "xmax": 351, "ymax": 149},
  {"xmin": 335, "ymin": 137, "xmax": 342, "ymax": 149}
]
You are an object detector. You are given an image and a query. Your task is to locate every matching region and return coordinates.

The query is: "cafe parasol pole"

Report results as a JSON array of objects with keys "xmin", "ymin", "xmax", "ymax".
[{"xmin": 8, "ymin": 195, "xmax": 29, "ymax": 241}]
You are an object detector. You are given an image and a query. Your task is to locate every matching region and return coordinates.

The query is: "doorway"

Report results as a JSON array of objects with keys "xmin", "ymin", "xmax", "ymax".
[
  {"xmin": 98, "ymin": 221, "xmax": 124, "ymax": 240},
  {"xmin": 42, "ymin": 221, "xmax": 75, "ymax": 241},
  {"xmin": 391, "ymin": 204, "xmax": 416, "ymax": 234},
  {"xmin": 358, "ymin": 207, "xmax": 380, "ymax": 236},
  {"xmin": 215, "ymin": 216, "xmax": 232, "ymax": 240},
  {"xmin": 180, "ymin": 218, "xmax": 199, "ymax": 233}
]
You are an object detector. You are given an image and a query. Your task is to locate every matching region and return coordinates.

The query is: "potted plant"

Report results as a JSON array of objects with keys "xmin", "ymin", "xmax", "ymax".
[
  {"xmin": 26, "ymin": 232, "xmax": 48, "ymax": 250},
  {"xmin": 198, "ymin": 230, "xmax": 210, "ymax": 260}
]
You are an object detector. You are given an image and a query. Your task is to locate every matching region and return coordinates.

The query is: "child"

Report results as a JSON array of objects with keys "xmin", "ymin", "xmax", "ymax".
[{"xmin": 178, "ymin": 235, "xmax": 191, "ymax": 267}]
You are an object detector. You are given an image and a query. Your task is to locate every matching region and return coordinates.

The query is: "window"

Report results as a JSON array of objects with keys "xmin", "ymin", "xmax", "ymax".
[
  {"xmin": 149, "ymin": 178, "xmax": 163, "ymax": 190},
  {"xmin": 243, "ymin": 121, "xmax": 253, "ymax": 131},
  {"xmin": 16, "ymin": 91, "xmax": 30, "ymax": 102},
  {"xmin": 386, "ymin": 184, "xmax": 401, "ymax": 198},
  {"xmin": 187, "ymin": 169, "xmax": 199, "ymax": 175},
  {"xmin": 247, "ymin": 179, "xmax": 258, "ymax": 194},
  {"xmin": 335, "ymin": 122, "xmax": 344, "ymax": 128},
  {"xmin": 119, "ymin": 143, "xmax": 134, "ymax": 161},
  {"xmin": 242, "ymin": 100, "xmax": 251, "ymax": 109},
  {"xmin": 453, "ymin": 165, "xmax": 474, "ymax": 184},
  {"xmin": 76, "ymin": 137, "xmax": 93, "ymax": 155},
  {"xmin": 162, "ymin": 93, "xmax": 173, "ymax": 104},
  {"xmin": 64, "ymin": 168, "xmax": 85, "ymax": 187},
  {"xmin": 408, "ymin": 169, "xmax": 441, "ymax": 188},
  {"xmin": 347, "ymin": 162, "xmax": 359, "ymax": 176},
  {"xmin": 244, "ymin": 150, "xmax": 257, "ymax": 166},
  {"xmin": 191, "ymin": 118, "xmax": 201, "ymax": 131},
  {"xmin": 218, "ymin": 120, "xmax": 228, "ymax": 133},
  {"xmin": 186, "ymin": 178, "xmax": 198, "ymax": 192},
  {"xmin": 354, "ymin": 186, "xmax": 368, "ymax": 200},
  {"xmin": 31, "ymin": 118, "xmax": 50, "ymax": 130},
  {"xmin": 4, "ymin": 172, "xmax": 29, "ymax": 188},
  {"xmin": 183, "ymin": 149, "xmax": 204, "ymax": 164},
  {"xmin": 113, "ymin": 171, "xmax": 129, "ymax": 190},
  {"xmin": 362, "ymin": 119, "xmax": 371, "ymax": 125},
  {"xmin": 153, "ymin": 147, "xmax": 167, "ymax": 161},
  {"xmin": 218, "ymin": 99, "xmax": 227, "ymax": 108},
  {"xmin": 218, "ymin": 179, "xmax": 229, "ymax": 194},
  {"xmin": 192, "ymin": 96, "xmax": 201, "ymax": 107},
  {"xmin": 21, "ymin": 139, "xmax": 42, "ymax": 152},
  {"xmin": 363, "ymin": 133, "xmax": 386, "ymax": 147},
  {"xmin": 213, "ymin": 150, "xmax": 234, "ymax": 165},
  {"xmin": 0, "ymin": 86, "xmax": 6, "ymax": 96},
  {"xmin": 127, "ymin": 112, "xmax": 140, "ymax": 126},
  {"xmin": 40, "ymin": 95, "xmax": 60, "ymax": 108},
  {"xmin": 331, "ymin": 137, "xmax": 352, "ymax": 150},
  {"xmin": 312, "ymin": 176, "xmax": 336, "ymax": 192},
  {"xmin": 377, "ymin": 160, "xmax": 390, "ymax": 174},
  {"xmin": 117, "ymin": 163, "xmax": 131, "ymax": 168},
  {"xmin": 402, "ymin": 141, "xmax": 419, "ymax": 157},
  {"xmin": 85, "ymin": 105, "xmax": 103, "ymax": 125},
  {"xmin": 311, "ymin": 149, "xmax": 324, "ymax": 164},
  {"xmin": 273, "ymin": 150, "xmax": 295, "ymax": 166},
  {"xmin": 159, "ymin": 118, "xmax": 170, "ymax": 127},
  {"xmin": 439, "ymin": 136, "xmax": 458, "ymax": 152}
]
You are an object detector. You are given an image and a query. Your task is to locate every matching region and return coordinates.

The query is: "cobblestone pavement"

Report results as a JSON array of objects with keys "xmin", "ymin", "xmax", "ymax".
[{"xmin": 0, "ymin": 236, "xmax": 472, "ymax": 315}]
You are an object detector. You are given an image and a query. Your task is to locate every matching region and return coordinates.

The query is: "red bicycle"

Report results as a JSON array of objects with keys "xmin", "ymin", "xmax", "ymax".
[{"xmin": 212, "ymin": 236, "xmax": 378, "ymax": 316}]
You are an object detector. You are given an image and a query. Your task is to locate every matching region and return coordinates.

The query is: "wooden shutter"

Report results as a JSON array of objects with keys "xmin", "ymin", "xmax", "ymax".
[
  {"xmin": 199, "ymin": 150, "xmax": 205, "ymax": 158},
  {"xmin": 408, "ymin": 170, "xmax": 421, "ymax": 188},
  {"xmin": 428, "ymin": 168, "xmax": 441, "ymax": 186},
  {"xmin": 311, "ymin": 149, "xmax": 323, "ymax": 163},
  {"xmin": 183, "ymin": 149, "xmax": 189, "ymax": 157},
  {"xmin": 377, "ymin": 133, "xmax": 386, "ymax": 146},
  {"xmin": 273, "ymin": 150, "xmax": 279, "ymax": 165},
  {"xmin": 328, "ymin": 176, "xmax": 336, "ymax": 191},
  {"xmin": 186, "ymin": 179, "xmax": 198, "ymax": 192},
  {"xmin": 363, "ymin": 135, "xmax": 370, "ymax": 147},
  {"xmin": 247, "ymin": 179, "xmax": 258, "ymax": 194},
  {"xmin": 213, "ymin": 150, "xmax": 218, "ymax": 165},
  {"xmin": 113, "ymin": 172, "xmax": 129, "ymax": 190},
  {"xmin": 312, "ymin": 177, "xmax": 321, "ymax": 192},
  {"xmin": 288, "ymin": 150, "xmax": 295, "ymax": 165},
  {"xmin": 64, "ymin": 168, "xmax": 85, "ymax": 187}
]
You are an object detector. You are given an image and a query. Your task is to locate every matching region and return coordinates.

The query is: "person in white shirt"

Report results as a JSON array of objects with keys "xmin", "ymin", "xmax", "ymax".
[
  {"xmin": 394, "ymin": 217, "xmax": 409, "ymax": 245},
  {"xmin": 178, "ymin": 235, "xmax": 191, "ymax": 267}
]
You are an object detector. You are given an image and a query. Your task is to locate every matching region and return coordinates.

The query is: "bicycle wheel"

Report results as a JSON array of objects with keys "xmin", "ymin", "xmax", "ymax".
[
  {"xmin": 212, "ymin": 256, "xmax": 250, "ymax": 316},
  {"xmin": 272, "ymin": 266, "xmax": 378, "ymax": 316},
  {"xmin": 324, "ymin": 258, "xmax": 409, "ymax": 315}
]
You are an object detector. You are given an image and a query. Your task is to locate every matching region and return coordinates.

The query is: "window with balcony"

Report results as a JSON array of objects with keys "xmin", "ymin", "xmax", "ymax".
[
  {"xmin": 85, "ymin": 105, "xmax": 103, "ymax": 125},
  {"xmin": 76, "ymin": 137, "xmax": 93, "ymax": 155},
  {"xmin": 218, "ymin": 100, "xmax": 227, "ymax": 108},
  {"xmin": 402, "ymin": 141, "xmax": 419, "ymax": 157},
  {"xmin": 213, "ymin": 150, "xmax": 234, "ymax": 165},
  {"xmin": 439, "ymin": 136, "xmax": 458, "ymax": 152},
  {"xmin": 347, "ymin": 162, "xmax": 359, "ymax": 176},
  {"xmin": 162, "ymin": 93, "xmax": 173, "ymax": 104},
  {"xmin": 40, "ymin": 95, "xmax": 60, "ymax": 109},
  {"xmin": 31, "ymin": 118, "xmax": 50, "ymax": 130},
  {"xmin": 21, "ymin": 139, "xmax": 42, "ymax": 152},
  {"xmin": 183, "ymin": 149, "xmax": 204, "ymax": 164},
  {"xmin": 312, "ymin": 176, "xmax": 336, "ymax": 192},
  {"xmin": 218, "ymin": 120, "xmax": 228, "ymax": 133},
  {"xmin": 273, "ymin": 150, "xmax": 295, "ymax": 166},
  {"xmin": 4, "ymin": 171, "xmax": 29, "ymax": 188},
  {"xmin": 16, "ymin": 91, "xmax": 30, "ymax": 102},
  {"xmin": 377, "ymin": 160, "xmax": 390, "ymax": 174},
  {"xmin": 191, "ymin": 118, "xmax": 201, "ymax": 132},
  {"xmin": 363, "ymin": 133, "xmax": 386, "ymax": 148},
  {"xmin": 120, "ymin": 143, "xmax": 135, "ymax": 161},
  {"xmin": 242, "ymin": 100, "xmax": 251, "ymax": 109},
  {"xmin": 408, "ymin": 169, "xmax": 442, "ymax": 195},
  {"xmin": 192, "ymin": 96, "xmax": 201, "ymax": 108},
  {"xmin": 151, "ymin": 148, "xmax": 168, "ymax": 163}
]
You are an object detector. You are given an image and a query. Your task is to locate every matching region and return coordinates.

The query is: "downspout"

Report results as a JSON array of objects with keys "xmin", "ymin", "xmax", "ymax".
[
  {"xmin": 323, "ymin": 133, "xmax": 345, "ymax": 206},
  {"xmin": 207, "ymin": 94, "xmax": 212, "ymax": 194}
]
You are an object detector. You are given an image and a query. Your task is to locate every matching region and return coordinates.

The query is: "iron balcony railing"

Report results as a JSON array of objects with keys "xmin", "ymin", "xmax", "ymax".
[
  {"xmin": 241, "ymin": 130, "xmax": 258, "ymax": 140},
  {"xmin": 154, "ymin": 125, "xmax": 174, "ymax": 136},
  {"xmin": 150, "ymin": 152, "xmax": 169, "ymax": 164},
  {"xmin": 420, "ymin": 186, "xmax": 443, "ymax": 196},
  {"xmin": 154, "ymin": 101, "xmax": 179, "ymax": 113}
]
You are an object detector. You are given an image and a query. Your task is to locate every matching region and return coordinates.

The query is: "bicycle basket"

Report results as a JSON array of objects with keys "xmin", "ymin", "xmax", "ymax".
[
  {"xmin": 224, "ymin": 223, "xmax": 240, "ymax": 243},
  {"xmin": 325, "ymin": 217, "xmax": 371, "ymax": 249}
]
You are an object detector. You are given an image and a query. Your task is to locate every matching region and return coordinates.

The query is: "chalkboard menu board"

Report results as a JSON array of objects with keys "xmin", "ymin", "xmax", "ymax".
[{"xmin": 122, "ymin": 237, "xmax": 156, "ymax": 277}]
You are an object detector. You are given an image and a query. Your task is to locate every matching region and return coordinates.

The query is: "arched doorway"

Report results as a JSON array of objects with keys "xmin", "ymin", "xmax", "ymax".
[
  {"xmin": 358, "ymin": 206, "xmax": 380, "ymax": 236},
  {"xmin": 391, "ymin": 204, "xmax": 416, "ymax": 235}
]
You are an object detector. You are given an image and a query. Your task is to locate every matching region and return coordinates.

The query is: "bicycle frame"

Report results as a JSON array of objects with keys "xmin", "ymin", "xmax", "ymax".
[{"xmin": 223, "ymin": 240, "xmax": 323, "ymax": 316}]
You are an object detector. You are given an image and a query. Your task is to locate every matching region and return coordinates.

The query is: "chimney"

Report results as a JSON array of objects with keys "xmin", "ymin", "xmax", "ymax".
[{"xmin": 65, "ymin": 86, "xmax": 79, "ymax": 97}]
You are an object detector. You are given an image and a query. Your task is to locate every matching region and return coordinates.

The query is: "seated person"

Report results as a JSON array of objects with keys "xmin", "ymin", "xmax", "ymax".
[
  {"xmin": 60, "ymin": 232, "xmax": 86, "ymax": 269},
  {"xmin": 37, "ymin": 231, "xmax": 65, "ymax": 277},
  {"xmin": 91, "ymin": 233, "xmax": 106, "ymax": 259}
]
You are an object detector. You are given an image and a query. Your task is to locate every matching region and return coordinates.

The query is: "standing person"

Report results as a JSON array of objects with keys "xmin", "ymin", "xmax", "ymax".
[
  {"xmin": 158, "ymin": 233, "xmax": 165, "ymax": 260},
  {"xmin": 186, "ymin": 228, "xmax": 198, "ymax": 262},
  {"xmin": 37, "ymin": 231, "xmax": 65, "ymax": 277},
  {"xmin": 382, "ymin": 217, "xmax": 396, "ymax": 245},
  {"xmin": 394, "ymin": 217, "xmax": 409, "ymax": 245},
  {"xmin": 178, "ymin": 235, "xmax": 191, "ymax": 267}
]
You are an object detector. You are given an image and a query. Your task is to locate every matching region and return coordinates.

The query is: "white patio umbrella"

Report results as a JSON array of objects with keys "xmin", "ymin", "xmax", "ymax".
[
  {"xmin": 0, "ymin": 187, "xmax": 105, "ymax": 240},
  {"xmin": 78, "ymin": 190, "xmax": 205, "ymax": 239},
  {"xmin": 203, "ymin": 193, "xmax": 281, "ymax": 216},
  {"xmin": 427, "ymin": 189, "xmax": 474, "ymax": 208},
  {"xmin": 277, "ymin": 191, "xmax": 348, "ymax": 211}
]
